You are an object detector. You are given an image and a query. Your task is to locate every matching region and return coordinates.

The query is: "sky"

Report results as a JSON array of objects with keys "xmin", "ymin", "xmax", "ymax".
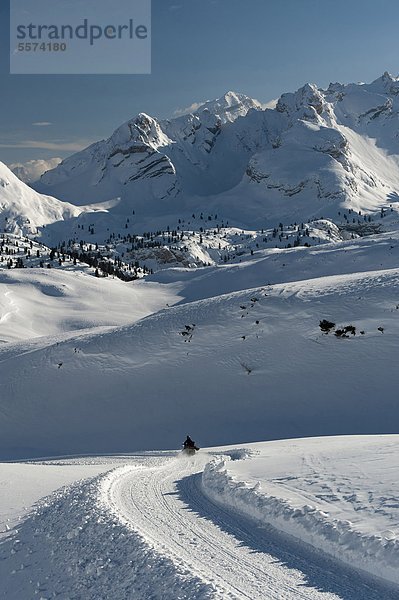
[{"xmin": 1, "ymin": 0, "xmax": 399, "ymax": 170}]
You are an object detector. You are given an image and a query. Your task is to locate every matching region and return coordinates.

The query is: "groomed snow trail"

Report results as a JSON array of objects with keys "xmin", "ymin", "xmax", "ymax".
[{"xmin": 101, "ymin": 454, "xmax": 397, "ymax": 600}]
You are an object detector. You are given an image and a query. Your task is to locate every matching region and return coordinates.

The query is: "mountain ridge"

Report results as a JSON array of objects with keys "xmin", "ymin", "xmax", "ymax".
[
  {"xmin": 2, "ymin": 73, "xmax": 399, "ymax": 239},
  {"xmin": 33, "ymin": 73, "xmax": 399, "ymax": 228},
  {"xmin": 0, "ymin": 161, "xmax": 85, "ymax": 235}
]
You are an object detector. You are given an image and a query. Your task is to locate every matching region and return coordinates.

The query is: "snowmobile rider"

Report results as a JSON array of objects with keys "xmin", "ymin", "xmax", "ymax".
[{"xmin": 183, "ymin": 435, "xmax": 196, "ymax": 450}]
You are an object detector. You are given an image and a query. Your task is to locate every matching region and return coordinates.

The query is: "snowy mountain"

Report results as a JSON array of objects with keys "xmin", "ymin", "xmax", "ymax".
[
  {"xmin": 35, "ymin": 74, "xmax": 399, "ymax": 230},
  {"xmin": 193, "ymin": 91, "xmax": 262, "ymax": 124},
  {"xmin": 0, "ymin": 161, "xmax": 84, "ymax": 235},
  {"xmin": 35, "ymin": 92, "xmax": 260, "ymax": 209}
]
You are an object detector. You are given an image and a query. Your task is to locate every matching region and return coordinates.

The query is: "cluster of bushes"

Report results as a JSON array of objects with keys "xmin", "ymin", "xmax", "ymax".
[
  {"xmin": 319, "ymin": 320, "xmax": 358, "ymax": 338},
  {"xmin": 319, "ymin": 319, "xmax": 388, "ymax": 338}
]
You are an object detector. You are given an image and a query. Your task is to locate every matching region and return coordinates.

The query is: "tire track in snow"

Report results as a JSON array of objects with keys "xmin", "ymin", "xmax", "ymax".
[{"xmin": 101, "ymin": 455, "xmax": 398, "ymax": 599}]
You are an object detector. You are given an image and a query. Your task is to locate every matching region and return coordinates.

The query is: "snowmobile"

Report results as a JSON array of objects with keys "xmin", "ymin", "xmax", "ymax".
[
  {"xmin": 182, "ymin": 445, "xmax": 200, "ymax": 456},
  {"xmin": 182, "ymin": 436, "xmax": 199, "ymax": 455}
]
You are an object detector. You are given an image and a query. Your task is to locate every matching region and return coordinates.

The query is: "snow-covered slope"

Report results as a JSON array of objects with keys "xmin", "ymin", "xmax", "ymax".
[
  {"xmin": 1, "ymin": 255, "xmax": 399, "ymax": 459},
  {"xmin": 2, "ymin": 198, "xmax": 399, "ymax": 458},
  {"xmin": 204, "ymin": 436, "xmax": 399, "ymax": 588},
  {"xmin": 146, "ymin": 226, "xmax": 399, "ymax": 302},
  {"xmin": 0, "ymin": 162, "xmax": 84, "ymax": 235},
  {"xmin": 35, "ymin": 73, "xmax": 399, "ymax": 229},
  {"xmin": 0, "ymin": 266, "xmax": 180, "ymax": 343}
]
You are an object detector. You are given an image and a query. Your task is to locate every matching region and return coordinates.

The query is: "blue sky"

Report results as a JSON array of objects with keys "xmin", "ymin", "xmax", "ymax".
[{"xmin": 1, "ymin": 0, "xmax": 399, "ymax": 166}]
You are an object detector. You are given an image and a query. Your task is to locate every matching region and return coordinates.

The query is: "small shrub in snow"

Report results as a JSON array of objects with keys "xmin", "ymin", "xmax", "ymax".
[
  {"xmin": 344, "ymin": 325, "xmax": 356, "ymax": 336},
  {"xmin": 335, "ymin": 325, "xmax": 356, "ymax": 338},
  {"xmin": 335, "ymin": 329, "xmax": 347, "ymax": 338},
  {"xmin": 319, "ymin": 319, "xmax": 335, "ymax": 333},
  {"xmin": 179, "ymin": 324, "xmax": 196, "ymax": 342}
]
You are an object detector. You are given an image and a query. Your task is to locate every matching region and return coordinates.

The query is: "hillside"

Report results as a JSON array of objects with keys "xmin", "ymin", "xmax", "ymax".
[
  {"xmin": 1, "ymin": 241, "xmax": 398, "ymax": 459},
  {"xmin": 0, "ymin": 234, "xmax": 180, "ymax": 343}
]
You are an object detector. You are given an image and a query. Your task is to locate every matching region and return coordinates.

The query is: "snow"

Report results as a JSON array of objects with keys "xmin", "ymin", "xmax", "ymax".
[
  {"xmin": 0, "ymin": 462, "xmax": 109, "ymax": 540},
  {"xmin": 0, "ymin": 264, "xmax": 180, "ymax": 343},
  {"xmin": 147, "ymin": 226, "xmax": 399, "ymax": 301},
  {"xmin": 1, "ymin": 258, "xmax": 399, "ymax": 459},
  {"xmin": 1, "ymin": 441, "xmax": 398, "ymax": 598},
  {"xmin": 33, "ymin": 73, "xmax": 399, "ymax": 231},
  {"xmin": 203, "ymin": 436, "xmax": 399, "ymax": 587},
  {"xmin": 0, "ymin": 456, "xmax": 214, "ymax": 600},
  {"xmin": 0, "ymin": 162, "xmax": 84, "ymax": 235},
  {"xmin": 1, "ymin": 222, "xmax": 399, "ymax": 593}
]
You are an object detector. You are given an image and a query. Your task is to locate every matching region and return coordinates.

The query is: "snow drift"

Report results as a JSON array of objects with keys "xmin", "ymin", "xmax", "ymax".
[{"xmin": 202, "ymin": 437, "xmax": 399, "ymax": 588}]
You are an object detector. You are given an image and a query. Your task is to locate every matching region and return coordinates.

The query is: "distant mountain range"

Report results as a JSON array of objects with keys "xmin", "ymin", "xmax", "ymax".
[{"xmin": 4, "ymin": 73, "xmax": 399, "ymax": 237}]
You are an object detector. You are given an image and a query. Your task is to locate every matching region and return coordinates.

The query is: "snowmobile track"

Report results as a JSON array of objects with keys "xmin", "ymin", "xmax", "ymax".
[{"xmin": 101, "ymin": 454, "xmax": 398, "ymax": 600}]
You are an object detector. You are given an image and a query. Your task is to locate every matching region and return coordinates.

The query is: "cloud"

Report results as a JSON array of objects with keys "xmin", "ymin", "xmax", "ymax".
[
  {"xmin": 32, "ymin": 122, "xmax": 52, "ymax": 127},
  {"xmin": 173, "ymin": 101, "xmax": 205, "ymax": 117},
  {"xmin": 260, "ymin": 98, "xmax": 278, "ymax": 110},
  {"xmin": 9, "ymin": 158, "xmax": 62, "ymax": 183},
  {"xmin": 0, "ymin": 139, "xmax": 92, "ymax": 152}
]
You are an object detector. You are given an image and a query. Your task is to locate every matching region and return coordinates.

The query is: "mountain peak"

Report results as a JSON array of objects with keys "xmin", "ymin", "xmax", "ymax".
[
  {"xmin": 382, "ymin": 70, "xmax": 397, "ymax": 82},
  {"xmin": 276, "ymin": 82, "xmax": 325, "ymax": 119},
  {"xmin": 194, "ymin": 91, "xmax": 261, "ymax": 124},
  {"xmin": 110, "ymin": 111, "xmax": 171, "ymax": 151},
  {"xmin": 369, "ymin": 71, "xmax": 399, "ymax": 95},
  {"xmin": 135, "ymin": 111, "xmax": 156, "ymax": 124}
]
